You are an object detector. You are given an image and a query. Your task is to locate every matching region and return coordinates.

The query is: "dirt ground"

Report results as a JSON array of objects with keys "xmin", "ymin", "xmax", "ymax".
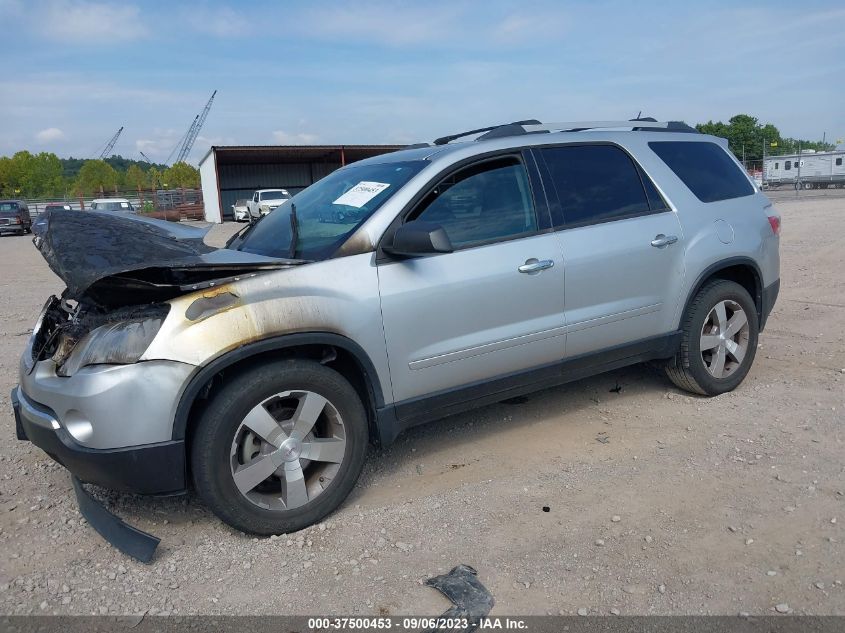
[{"xmin": 0, "ymin": 195, "xmax": 843, "ymax": 617}]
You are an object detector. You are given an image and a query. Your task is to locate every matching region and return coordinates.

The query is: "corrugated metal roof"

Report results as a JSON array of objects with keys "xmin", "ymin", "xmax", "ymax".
[{"xmin": 209, "ymin": 144, "xmax": 404, "ymax": 166}]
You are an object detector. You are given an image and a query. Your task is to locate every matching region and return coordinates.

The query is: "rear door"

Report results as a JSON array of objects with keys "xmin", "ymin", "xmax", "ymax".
[
  {"xmin": 377, "ymin": 154, "xmax": 567, "ymax": 405},
  {"xmin": 534, "ymin": 143, "xmax": 686, "ymax": 357}
]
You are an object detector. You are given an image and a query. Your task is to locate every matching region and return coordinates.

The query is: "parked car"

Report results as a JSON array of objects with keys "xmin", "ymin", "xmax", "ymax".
[
  {"xmin": 44, "ymin": 203, "xmax": 72, "ymax": 212},
  {"xmin": 89, "ymin": 198, "xmax": 135, "ymax": 212},
  {"xmin": 0, "ymin": 200, "xmax": 32, "ymax": 235},
  {"xmin": 15, "ymin": 120, "xmax": 780, "ymax": 543},
  {"xmin": 247, "ymin": 188, "xmax": 291, "ymax": 217},
  {"xmin": 232, "ymin": 199, "xmax": 250, "ymax": 222}
]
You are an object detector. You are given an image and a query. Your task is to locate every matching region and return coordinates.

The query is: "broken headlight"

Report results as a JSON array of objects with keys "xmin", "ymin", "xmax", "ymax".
[{"xmin": 57, "ymin": 317, "xmax": 166, "ymax": 377}]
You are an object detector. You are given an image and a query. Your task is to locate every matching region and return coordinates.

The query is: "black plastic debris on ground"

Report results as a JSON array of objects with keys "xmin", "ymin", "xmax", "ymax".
[
  {"xmin": 424, "ymin": 564, "xmax": 494, "ymax": 632},
  {"xmin": 72, "ymin": 476, "xmax": 160, "ymax": 563}
]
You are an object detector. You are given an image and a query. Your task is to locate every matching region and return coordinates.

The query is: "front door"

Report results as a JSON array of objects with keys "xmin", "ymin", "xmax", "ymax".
[{"xmin": 377, "ymin": 155, "xmax": 566, "ymax": 406}]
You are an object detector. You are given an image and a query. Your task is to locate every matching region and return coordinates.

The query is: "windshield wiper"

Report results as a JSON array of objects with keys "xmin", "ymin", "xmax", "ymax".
[
  {"xmin": 226, "ymin": 211, "xmax": 268, "ymax": 248},
  {"xmin": 288, "ymin": 202, "xmax": 299, "ymax": 259}
]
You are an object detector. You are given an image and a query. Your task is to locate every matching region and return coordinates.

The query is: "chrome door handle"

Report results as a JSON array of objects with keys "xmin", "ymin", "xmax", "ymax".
[
  {"xmin": 650, "ymin": 234, "xmax": 678, "ymax": 248},
  {"xmin": 518, "ymin": 258, "xmax": 555, "ymax": 274}
]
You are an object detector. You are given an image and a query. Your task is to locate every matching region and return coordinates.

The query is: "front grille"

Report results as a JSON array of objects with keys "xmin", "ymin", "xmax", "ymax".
[{"xmin": 0, "ymin": 219, "xmax": 10, "ymax": 226}]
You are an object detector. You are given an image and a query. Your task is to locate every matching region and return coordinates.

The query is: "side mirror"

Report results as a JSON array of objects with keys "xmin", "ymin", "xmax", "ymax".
[{"xmin": 383, "ymin": 221, "xmax": 453, "ymax": 258}]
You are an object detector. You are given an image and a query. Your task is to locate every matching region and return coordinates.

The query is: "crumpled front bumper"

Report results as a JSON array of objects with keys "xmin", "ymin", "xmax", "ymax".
[
  {"xmin": 13, "ymin": 387, "xmax": 186, "ymax": 495},
  {"xmin": 19, "ymin": 355, "xmax": 195, "ymax": 450}
]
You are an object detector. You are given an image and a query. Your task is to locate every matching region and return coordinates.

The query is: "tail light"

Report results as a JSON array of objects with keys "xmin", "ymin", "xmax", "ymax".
[{"xmin": 767, "ymin": 215, "xmax": 781, "ymax": 236}]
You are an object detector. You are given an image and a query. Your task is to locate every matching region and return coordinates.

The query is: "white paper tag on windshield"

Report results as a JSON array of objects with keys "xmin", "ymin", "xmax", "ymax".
[{"xmin": 332, "ymin": 181, "xmax": 390, "ymax": 208}]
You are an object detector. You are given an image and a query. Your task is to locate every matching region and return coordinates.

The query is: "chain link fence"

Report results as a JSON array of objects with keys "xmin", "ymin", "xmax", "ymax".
[{"xmin": 20, "ymin": 188, "xmax": 204, "ymax": 222}]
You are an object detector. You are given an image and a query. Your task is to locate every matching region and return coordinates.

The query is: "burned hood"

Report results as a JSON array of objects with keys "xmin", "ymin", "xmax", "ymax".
[{"xmin": 33, "ymin": 209, "xmax": 293, "ymax": 303}]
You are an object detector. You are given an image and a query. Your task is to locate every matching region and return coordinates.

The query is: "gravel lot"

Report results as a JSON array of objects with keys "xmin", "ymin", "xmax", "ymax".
[{"xmin": 0, "ymin": 196, "xmax": 843, "ymax": 617}]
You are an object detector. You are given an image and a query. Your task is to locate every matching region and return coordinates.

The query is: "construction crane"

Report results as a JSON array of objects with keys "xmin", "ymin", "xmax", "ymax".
[
  {"xmin": 139, "ymin": 151, "xmax": 153, "ymax": 164},
  {"xmin": 173, "ymin": 90, "xmax": 217, "ymax": 165},
  {"xmin": 97, "ymin": 126, "xmax": 123, "ymax": 160}
]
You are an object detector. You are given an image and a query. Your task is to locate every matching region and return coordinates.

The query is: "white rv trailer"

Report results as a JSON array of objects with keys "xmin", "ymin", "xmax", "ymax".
[{"xmin": 764, "ymin": 150, "xmax": 845, "ymax": 189}]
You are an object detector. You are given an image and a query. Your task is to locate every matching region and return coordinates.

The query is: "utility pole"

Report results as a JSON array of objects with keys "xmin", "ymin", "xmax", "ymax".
[{"xmin": 762, "ymin": 138, "xmax": 766, "ymax": 188}]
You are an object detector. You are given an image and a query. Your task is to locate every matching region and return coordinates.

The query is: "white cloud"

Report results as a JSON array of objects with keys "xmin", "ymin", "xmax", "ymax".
[
  {"xmin": 300, "ymin": 4, "xmax": 463, "ymax": 46},
  {"xmin": 187, "ymin": 5, "xmax": 248, "ymax": 37},
  {"xmin": 135, "ymin": 132, "xmax": 182, "ymax": 162},
  {"xmin": 272, "ymin": 130, "xmax": 319, "ymax": 145},
  {"xmin": 297, "ymin": 2, "xmax": 570, "ymax": 48},
  {"xmin": 35, "ymin": 127, "xmax": 66, "ymax": 143},
  {"xmin": 38, "ymin": 0, "xmax": 148, "ymax": 43}
]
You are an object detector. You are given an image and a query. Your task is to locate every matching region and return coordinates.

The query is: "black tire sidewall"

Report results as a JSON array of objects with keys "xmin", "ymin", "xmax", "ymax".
[
  {"xmin": 684, "ymin": 281, "xmax": 759, "ymax": 395},
  {"xmin": 191, "ymin": 359, "xmax": 368, "ymax": 535}
]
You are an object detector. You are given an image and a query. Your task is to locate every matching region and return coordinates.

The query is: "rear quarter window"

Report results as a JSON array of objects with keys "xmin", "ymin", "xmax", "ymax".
[{"xmin": 649, "ymin": 141, "xmax": 754, "ymax": 203}]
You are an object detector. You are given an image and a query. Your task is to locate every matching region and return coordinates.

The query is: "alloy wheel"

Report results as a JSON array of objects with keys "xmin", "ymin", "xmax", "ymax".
[
  {"xmin": 229, "ymin": 390, "xmax": 346, "ymax": 511},
  {"xmin": 699, "ymin": 299, "xmax": 750, "ymax": 379}
]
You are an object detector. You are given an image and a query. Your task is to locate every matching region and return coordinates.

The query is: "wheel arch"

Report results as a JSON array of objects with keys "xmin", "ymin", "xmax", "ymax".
[
  {"xmin": 173, "ymin": 332, "xmax": 386, "ymax": 447},
  {"xmin": 680, "ymin": 257, "xmax": 763, "ymax": 330}
]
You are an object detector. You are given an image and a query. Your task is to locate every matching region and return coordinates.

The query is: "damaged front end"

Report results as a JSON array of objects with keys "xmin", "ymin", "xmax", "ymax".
[
  {"xmin": 26, "ymin": 296, "xmax": 170, "ymax": 377},
  {"xmin": 33, "ymin": 208, "xmax": 296, "ymax": 307},
  {"xmin": 18, "ymin": 209, "xmax": 303, "ymax": 561},
  {"xmin": 27, "ymin": 209, "xmax": 298, "ymax": 375}
]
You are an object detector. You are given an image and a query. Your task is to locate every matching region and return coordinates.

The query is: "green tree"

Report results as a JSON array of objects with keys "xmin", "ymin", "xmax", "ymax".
[
  {"xmin": 696, "ymin": 114, "xmax": 834, "ymax": 163},
  {"xmin": 163, "ymin": 162, "xmax": 200, "ymax": 188},
  {"xmin": 30, "ymin": 152, "xmax": 65, "ymax": 197},
  {"xmin": 148, "ymin": 167, "xmax": 163, "ymax": 189},
  {"xmin": 0, "ymin": 156, "xmax": 14, "ymax": 197},
  {"xmin": 74, "ymin": 159, "xmax": 118, "ymax": 196},
  {"xmin": 2, "ymin": 151, "xmax": 36, "ymax": 197},
  {"xmin": 124, "ymin": 164, "xmax": 148, "ymax": 189}
]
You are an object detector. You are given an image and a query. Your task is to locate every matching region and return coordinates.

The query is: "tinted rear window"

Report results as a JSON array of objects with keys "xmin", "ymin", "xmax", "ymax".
[
  {"xmin": 649, "ymin": 141, "xmax": 754, "ymax": 203},
  {"xmin": 539, "ymin": 144, "xmax": 652, "ymax": 227}
]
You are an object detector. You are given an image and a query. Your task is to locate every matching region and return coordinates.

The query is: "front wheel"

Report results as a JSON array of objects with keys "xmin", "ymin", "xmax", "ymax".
[
  {"xmin": 665, "ymin": 280, "xmax": 759, "ymax": 396},
  {"xmin": 191, "ymin": 359, "xmax": 368, "ymax": 534}
]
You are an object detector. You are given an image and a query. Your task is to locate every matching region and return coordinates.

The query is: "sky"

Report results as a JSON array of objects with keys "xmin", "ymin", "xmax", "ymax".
[{"xmin": 0, "ymin": 0, "xmax": 843, "ymax": 164}]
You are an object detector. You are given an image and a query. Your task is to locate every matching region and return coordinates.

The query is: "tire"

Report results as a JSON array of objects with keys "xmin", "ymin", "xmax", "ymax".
[
  {"xmin": 664, "ymin": 280, "xmax": 759, "ymax": 396},
  {"xmin": 191, "ymin": 359, "xmax": 368, "ymax": 535}
]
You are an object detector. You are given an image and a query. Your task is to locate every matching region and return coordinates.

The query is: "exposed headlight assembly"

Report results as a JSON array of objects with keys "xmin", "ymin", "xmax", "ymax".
[{"xmin": 58, "ymin": 316, "xmax": 166, "ymax": 377}]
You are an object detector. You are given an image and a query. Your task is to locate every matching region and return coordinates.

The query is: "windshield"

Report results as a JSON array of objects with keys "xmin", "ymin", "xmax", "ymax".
[
  {"xmin": 234, "ymin": 160, "xmax": 425, "ymax": 260},
  {"xmin": 0, "ymin": 202, "xmax": 20, "ymax": 212},
  {"xmin": 260, "ymin": 190, "xmax": 289, "ymax": 201},
  {"xmin": 92, "ymin": 201, "xmax": 131, "ymax": 211}
]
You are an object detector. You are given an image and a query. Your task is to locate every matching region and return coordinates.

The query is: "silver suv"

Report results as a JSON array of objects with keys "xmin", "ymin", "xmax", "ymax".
[{"xmin": 14, "ymin": 120, "xmax": 780, "ymax": 539}]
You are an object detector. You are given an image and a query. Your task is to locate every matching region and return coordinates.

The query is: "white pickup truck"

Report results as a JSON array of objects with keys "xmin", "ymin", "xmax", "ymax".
[{"xmin": 247, "ymin": 189, "xmax": 291, "ymax": 218}]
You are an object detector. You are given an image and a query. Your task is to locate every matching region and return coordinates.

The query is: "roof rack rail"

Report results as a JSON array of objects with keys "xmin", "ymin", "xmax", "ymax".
[
  {"xmin": 433, "ymin": 119, "xmax": 541, "ymax": 145},
  {"xmin": 428, "ymin": 118, "xmax": 697, "ymax": 147},
  {"xmin": 522, "ymin": 120, "xmax": 669, "ymax": 132},
  {"xmin": 524, "ymin": 119, "xmax": 697, "ymax": 134}
]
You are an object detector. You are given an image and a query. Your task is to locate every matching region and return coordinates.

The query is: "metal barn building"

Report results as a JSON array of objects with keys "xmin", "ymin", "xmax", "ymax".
[{"xmin": 199, "ymin": 145, "xmax": 403, "ymax": 223}]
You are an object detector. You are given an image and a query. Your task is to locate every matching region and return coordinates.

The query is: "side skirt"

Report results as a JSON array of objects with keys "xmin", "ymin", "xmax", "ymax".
[{"xmin": 376, "ymin": 331, "xmax": 681, "ymax": 445}]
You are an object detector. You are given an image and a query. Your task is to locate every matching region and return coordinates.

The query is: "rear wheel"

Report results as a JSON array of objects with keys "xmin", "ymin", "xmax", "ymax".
[
  {"xmin": 665, "ymin": 280, "xmax": 758, "ymax": 396},
  {"xmin": 191, "ymin": 359, "xmax": 368, "ymax": 534}
]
